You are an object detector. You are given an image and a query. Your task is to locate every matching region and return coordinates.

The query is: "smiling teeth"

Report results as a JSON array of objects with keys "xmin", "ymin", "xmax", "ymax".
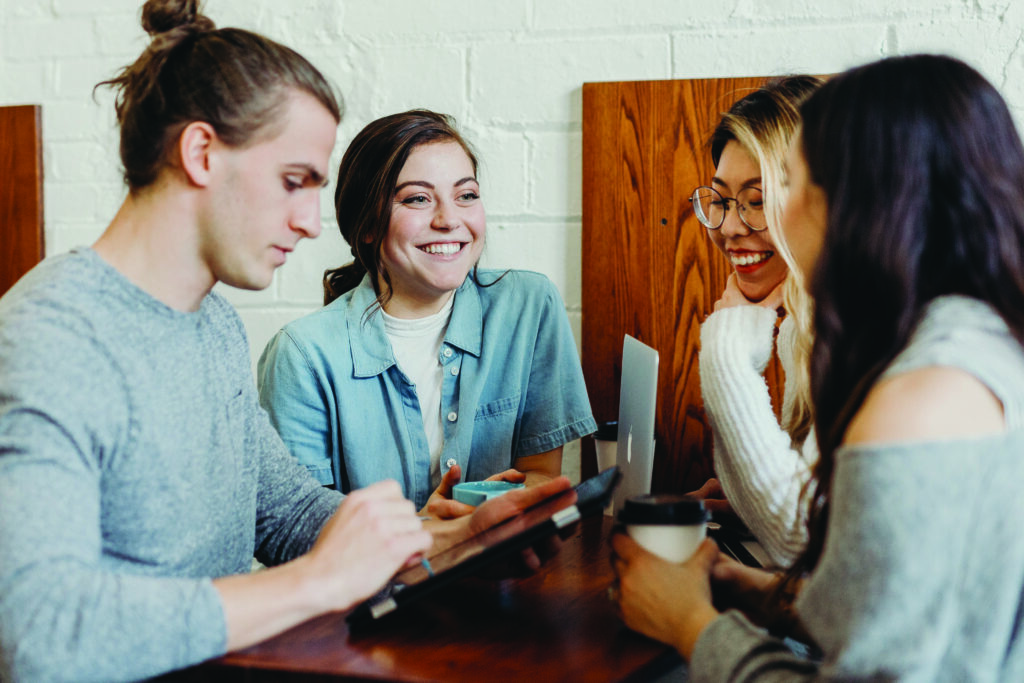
[
  {"xmin": 422, "ymin": 243, "xmax": 461, "ymax": 255},
  {"xmin": 731, "ymin": 252, "xmax": 772, "ymax": 266}
]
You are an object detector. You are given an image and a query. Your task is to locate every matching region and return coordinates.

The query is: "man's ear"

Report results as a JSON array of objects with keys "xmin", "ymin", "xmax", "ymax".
[{"xmin": 177, "ymin": 121, "xmax": 218, "ymax": 188}]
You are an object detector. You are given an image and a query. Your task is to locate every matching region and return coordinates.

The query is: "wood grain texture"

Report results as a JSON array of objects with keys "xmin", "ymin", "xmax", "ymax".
[
  {"xmin": 581, "ymin": 78, "xmax": 784, "ymax": 493},
  {"xmin": 171, "ymin": 516, "xmax": 679, "ymax": 682},
  {"xmin": 0, "ymin": 105, "xmax": 44, "ymax": 296}
]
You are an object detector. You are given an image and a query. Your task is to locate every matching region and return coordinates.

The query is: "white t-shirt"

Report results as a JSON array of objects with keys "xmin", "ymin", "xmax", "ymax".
[{"xmin": 381, "ymin": 295, "xmax": 455, "ymax": 488}]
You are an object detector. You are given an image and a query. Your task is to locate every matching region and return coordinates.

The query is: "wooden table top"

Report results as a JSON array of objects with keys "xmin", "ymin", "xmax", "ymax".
[{"xmin": 173, "ymin": 515, "xmax": 681, "ymax": 682}]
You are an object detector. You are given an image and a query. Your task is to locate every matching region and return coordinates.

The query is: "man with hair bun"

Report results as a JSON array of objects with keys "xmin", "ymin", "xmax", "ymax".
[{"xmin": 0, "ymin": 1, "xmax": 570, "ymax": 680}]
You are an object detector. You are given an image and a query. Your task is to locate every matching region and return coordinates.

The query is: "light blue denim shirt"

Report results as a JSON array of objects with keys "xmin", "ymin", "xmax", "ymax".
[{"xmin": 257, "ymin": 269, "xmax": 597, "ymax": 508}]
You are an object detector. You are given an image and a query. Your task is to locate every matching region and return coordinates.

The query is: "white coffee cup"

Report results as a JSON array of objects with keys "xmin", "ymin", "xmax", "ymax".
[{"xmin": 618, "ymin": 494, "xmax": 708, "ymax": 563}]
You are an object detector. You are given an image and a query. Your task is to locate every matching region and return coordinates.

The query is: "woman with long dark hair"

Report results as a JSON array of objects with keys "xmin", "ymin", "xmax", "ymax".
[
  {"xmin": 258, "ymin": 110, "xmax": 596, "ymax": 517},
  {"xmin": 611, "ymin": 54, "xmax": 1024, "ymax": 680}
]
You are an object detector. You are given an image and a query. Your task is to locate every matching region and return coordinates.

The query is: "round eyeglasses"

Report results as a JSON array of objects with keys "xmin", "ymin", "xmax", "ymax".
[{"xmin": 689, "ymin": 186, "xmax": 767, "ymax": 231}]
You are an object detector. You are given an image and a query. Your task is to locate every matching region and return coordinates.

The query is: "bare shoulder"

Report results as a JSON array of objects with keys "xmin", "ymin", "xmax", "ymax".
[{"xmin": 844, "ymin": 366, "xmax": 1005, "ymax": 446}]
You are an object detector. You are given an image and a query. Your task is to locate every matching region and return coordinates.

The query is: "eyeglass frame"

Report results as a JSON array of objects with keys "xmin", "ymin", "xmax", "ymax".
[{"xmin": 688, "ymin": 185, "xmax": 768, "ymax": 232}]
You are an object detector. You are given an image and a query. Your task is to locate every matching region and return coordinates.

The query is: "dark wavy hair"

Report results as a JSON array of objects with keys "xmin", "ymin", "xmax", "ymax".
[
  {"xmin": 785, "ymin": 54, "xmax": 1024, "ymax": 593},
  {"xmin": 97, "ymin": 0, "xmax": 341, "ymax": 192},
  {"xmin": 323, "ymin": 109, "xmax": 480, "ymax": 308}
]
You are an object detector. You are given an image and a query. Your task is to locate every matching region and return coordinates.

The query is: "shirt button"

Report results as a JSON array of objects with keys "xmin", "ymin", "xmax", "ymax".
[
  {"xmin": 450, "ymin": 366, "xmax": 459, "ymax": 376},
  {"xmin": 447, "ymin": 411, "xmax": 458, "ymax": 422},
  {"xmin": 446, "ymin": 458, "xmax": 457, "ymax": 468},
  {"xmin": 443, "ymin": 347, "xmax": 453, "ymax": 358}
]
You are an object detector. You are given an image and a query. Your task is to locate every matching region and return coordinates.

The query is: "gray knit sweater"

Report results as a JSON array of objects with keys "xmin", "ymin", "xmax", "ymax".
[
  {"xmin": 691, "ymin": 295, "xmax": 1024, "ymax": 681},
  {"xmin": 0, "ymin": 249, "xmax": 342, "ymax": 682}
]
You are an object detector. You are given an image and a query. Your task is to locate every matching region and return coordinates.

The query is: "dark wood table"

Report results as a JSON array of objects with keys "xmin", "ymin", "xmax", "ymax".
[{"xmin": 173, "ymin": 515, "xmax": 682, "ymax": 682}]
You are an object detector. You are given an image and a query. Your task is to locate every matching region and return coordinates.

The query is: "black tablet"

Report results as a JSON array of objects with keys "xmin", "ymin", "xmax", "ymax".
[{"xmin": 346, "ymin": 466, "xmax": 622, "ymax": 628}]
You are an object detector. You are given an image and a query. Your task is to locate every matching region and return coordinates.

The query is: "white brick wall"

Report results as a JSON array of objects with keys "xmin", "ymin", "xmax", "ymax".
[{"xmin": 4, "ymin": 0, "xmax": 1023, "ymax": 482}]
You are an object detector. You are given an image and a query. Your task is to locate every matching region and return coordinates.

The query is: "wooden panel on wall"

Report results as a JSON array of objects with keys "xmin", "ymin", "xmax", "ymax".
[
  {"xmin": 0, "ymin": 105, "xmax": 44, "ymax": 296},
  {"xmin": 581, "ymin": 78, "xmax": 784, "ymax": 493}
]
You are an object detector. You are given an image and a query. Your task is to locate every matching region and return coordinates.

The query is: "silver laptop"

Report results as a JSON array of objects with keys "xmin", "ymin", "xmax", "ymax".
[{"xmin": 611, "ymin": 335, "xmax": 659, "ymax": 514}]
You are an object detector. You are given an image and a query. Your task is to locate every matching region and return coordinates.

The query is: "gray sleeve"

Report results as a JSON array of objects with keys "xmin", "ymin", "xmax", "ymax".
[
  {"xmin": 0, "ymin": 329, "xmax": 226, "ymax": 682},
  {"xmin": 691, "ymin": 436, "xmax": 1019, "ymax": 682},
  {"xmin": 690, "ymin": 612, "xmax": 819, "ymax": 682},
  {"xmin": 246, "ymin": 370, "xmax": 343, "ymax": 566}
]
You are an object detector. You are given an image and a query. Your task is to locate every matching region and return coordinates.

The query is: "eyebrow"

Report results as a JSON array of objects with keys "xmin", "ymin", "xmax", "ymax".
[
  {"xmin": 711, "ymin": 175, "xmax": 762, "ymax": 190},
  {"xmin": 394, "ymin": 176, "xmax": 479, "ymax": 193}
]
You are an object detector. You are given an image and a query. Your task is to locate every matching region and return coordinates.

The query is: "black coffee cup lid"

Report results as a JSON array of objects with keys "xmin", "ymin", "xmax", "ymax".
[
  {"xmin": 594, "ymin": 421, "xmax": 618, "ymax": 440},
  {"xmin": 617, "ymin": 494, "xmax": 708, "ymax": 525}
]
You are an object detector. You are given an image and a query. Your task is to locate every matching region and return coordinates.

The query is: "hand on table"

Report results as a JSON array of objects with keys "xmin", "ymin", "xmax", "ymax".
[
  {"xmin": 610, "ymin": 532, "xmax": 721, "ymax": 660},
  {"xmin": 420, "ymin": 465, "xmax": 528, "ymax": 520}
]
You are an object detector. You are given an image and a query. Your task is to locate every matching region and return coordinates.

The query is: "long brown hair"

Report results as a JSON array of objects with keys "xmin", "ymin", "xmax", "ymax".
[
  {"xmin": 97, "ymin": 0, "xmax": 341, "ymax": 193},
  {"xmin": 323, "ymin": 109, "xmax": 479, "ymax": 309},
  {"xmin": 782, "ymin": 55, "xmax": 1024, "ymax": 603}
]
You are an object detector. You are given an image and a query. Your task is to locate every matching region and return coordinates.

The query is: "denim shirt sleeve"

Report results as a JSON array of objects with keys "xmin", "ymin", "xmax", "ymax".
[
  {"xmin": 257, "ymin": 329, "xmax": 335, "ymax": 486},
  {"xmin": 450, "ymin": 271, "xmax": 597, "ymax": 485},
  {"xmin": 512, "ymin": 275, "xmax": 598, "ymax": 456}
]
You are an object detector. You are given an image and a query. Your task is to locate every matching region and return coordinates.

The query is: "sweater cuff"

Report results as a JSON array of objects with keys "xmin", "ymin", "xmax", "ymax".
[
  {"xmin": 690, "ymin": 610, "xmax": 815, "ymax": 681},
  {"xmin": 700, "ymin": 306, "xmax": 778, "ymax": 374}
]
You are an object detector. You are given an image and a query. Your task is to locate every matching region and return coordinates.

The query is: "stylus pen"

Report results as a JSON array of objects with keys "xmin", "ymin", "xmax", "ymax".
[{"xmin": 421, "ymin": 557, "xmax": 435, "ymax": 577}]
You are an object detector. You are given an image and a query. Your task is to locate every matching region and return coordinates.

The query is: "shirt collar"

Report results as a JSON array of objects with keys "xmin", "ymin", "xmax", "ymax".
[{"xmin": 346, "ymin": 273, "xmax": 484, "ymax": 377}]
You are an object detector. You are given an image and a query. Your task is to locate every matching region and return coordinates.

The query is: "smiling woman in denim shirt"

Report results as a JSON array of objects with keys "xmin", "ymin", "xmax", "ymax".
[{"xmin": 258, "ymin": 110, "xmax": 597, "ymax": 518}]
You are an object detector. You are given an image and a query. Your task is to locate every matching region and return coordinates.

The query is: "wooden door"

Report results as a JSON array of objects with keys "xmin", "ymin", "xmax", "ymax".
[
  {"xmin": 581, "ymin": 78, "xmax": 784, "ymax": 493},
  {"xmin": 1, "ymin": 105, "xmax": 44, "ymax": 296}
]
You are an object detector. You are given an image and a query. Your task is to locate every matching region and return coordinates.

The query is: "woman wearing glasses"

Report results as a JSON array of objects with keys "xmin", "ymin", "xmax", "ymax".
[
  {"xmin": 689, "ymin": 76, "xmax": 822, "ymax": 568},
  {"xmin": 613, "ymin": 53, "xmax": 1024, "ymax": 681}
]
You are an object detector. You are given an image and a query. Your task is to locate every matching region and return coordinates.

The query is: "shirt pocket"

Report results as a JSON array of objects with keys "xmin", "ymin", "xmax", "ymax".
[{"xmin": 473, "ymin": 393, "xmax": 521, "ymax": 469}]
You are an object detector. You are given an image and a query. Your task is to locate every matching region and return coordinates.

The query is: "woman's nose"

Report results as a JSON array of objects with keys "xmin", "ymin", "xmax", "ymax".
[
  {"xmin": 431, "ymin": 203, "xmax": 457, "ymax": 230},
  {"xmin": 719, "ymin": 203, "xmax": 751, "ymax": 238}
]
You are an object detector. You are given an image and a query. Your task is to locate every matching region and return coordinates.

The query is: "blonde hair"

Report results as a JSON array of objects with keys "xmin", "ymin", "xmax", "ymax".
[{"xmin": 710, "ymin": 76, "xmax": 822, "ymax": 447}]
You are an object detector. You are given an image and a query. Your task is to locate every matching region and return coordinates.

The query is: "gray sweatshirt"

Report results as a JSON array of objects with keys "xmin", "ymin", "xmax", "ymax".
[
  {"xmin": 0, "ymin": 249, "xmax": 342, "ymax": 682},
  {"xmin": 692, "ymin": 296, "xmax": 1024, "ymax": 681}
]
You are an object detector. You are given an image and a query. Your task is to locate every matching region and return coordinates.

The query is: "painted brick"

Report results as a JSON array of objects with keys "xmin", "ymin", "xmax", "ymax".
[
  {"xmin": 343, "ymin": 1, "xmax": 528, "ymax": 37},
  {"xmin": 471, "ymin": 128, "xmax": 529, "ymax": 216},
  {"xmin": 350, "ymin": 44, "xmax": 466, "ymax": 117},
  {"xmin": 44, "ymin": 183, "xmax": 101, "ymax": 223},
  {"xmin": 533, "ymin": 0, "xmax": 740, "ymax": 31},
  {"xmin": 213, "ymin": 279, "xmax": 280, "ymax": 310},
  {"xmin": 0, "ymin": 62, "xmax": 56, "ymax": 102},
  {"xmin": 471, "ymin": 37, "xmax": 670, "ymax": 124},
  {"xmin": 894, "ymin": 17, "xmax": 1022, "ymax": 85},
  {"xmin": 46, "ymin": 140, "xmax": 117, "ymax": 183},
  {"xmin": 479, "ymin": 221, "xmax": 582, "ymax": 309},
  {"xmin": 43, "ymin": 100, "xmax": 115, "ymax": 143},
  {"xmin": 237, "ymin": 308, "xmax": 320, "ymax": 371},
  {"xmin": 7, "ymin": 17, "xmax": 97, "ymax": 59},
  {"xmin": 53, "ymin": 0, "xmax": 140, "ymax": 15},
  {"xmin": 45, "ymin": 224, "xmax": 104, "ymax": 256},
  {"xmin": 4, "ymin": 0, "xmax": 1023, "ymax": 364},
  {"xmin": 733, "ymin": 0, "xmax": 961, "ymax": 22},
  {"xmin": 529, "ymin": 130, "xmax": 581, "ymax": 217},
  {"xmin": 276, "ymin": 226, "xmax": 350, "ymax": 305},
  {"xmin": 672, "ymin": 23, "xmax": 888, "ymax": 77}
]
